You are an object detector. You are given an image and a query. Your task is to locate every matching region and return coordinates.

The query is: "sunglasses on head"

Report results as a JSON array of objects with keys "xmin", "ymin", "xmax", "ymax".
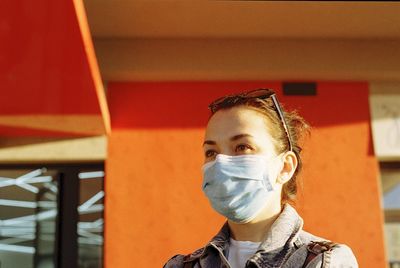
[{"xmin": 208, "ymin": 89, "xmax": 293, "ymax": 152}]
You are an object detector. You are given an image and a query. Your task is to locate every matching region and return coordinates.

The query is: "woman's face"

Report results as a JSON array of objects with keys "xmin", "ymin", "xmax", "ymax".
[{"xmin": 203, "ymin": 106, "xmax": 279, "ymax": 164}]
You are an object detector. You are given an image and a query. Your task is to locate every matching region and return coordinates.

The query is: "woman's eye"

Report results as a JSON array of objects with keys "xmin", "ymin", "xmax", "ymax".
[
  {"xmin": 205, "ymin": 150, "xmax": 217, "ymax": 158},
  {"xmin": 235, "ymin": 144, "xmax": 252, "ymax": 153}
]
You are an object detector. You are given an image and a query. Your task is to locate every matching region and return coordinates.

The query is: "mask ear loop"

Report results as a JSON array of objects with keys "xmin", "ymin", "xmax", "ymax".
[
  {"xmin": 272, "ymin": 152, "xmax": 288, "ymax": 186},
  {"xmin": 262, "ymin": 153, "xmax": 285, "ymax": 191}
]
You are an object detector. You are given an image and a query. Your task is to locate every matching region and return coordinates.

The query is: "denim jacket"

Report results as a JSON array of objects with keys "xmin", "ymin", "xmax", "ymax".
[{"xmin": 164, "ymin": 204, "xmax": 358, "ymax": 268}]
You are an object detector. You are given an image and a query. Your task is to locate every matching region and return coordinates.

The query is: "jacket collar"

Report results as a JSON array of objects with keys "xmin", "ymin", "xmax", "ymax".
[
  {"xmin": 258, "ymin": 203, "xmax": 303, "ymax": 252},
  {"xmin": 186, "ymin": 222, "xmax": 230, "ymax": 261},
  {"xmin": 248, "ymin": 204, "xmax": 304, "ymax": 267},
  {"xmin": 187, "ymin": 204, "xmax": 304, "ymax": 267}
]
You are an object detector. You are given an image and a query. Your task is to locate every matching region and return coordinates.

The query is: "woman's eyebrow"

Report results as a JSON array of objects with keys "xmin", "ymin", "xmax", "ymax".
[
  {"xmin": 203, "ymin": 134, "xmax": 253, "ymax": 147},
  {"xmin": 230, "ymin": 134, "xmax": 254, "ymax": 141},
  {"xmin": 203, "ymin": 140, "xmax": 216, "ymax": 146}
]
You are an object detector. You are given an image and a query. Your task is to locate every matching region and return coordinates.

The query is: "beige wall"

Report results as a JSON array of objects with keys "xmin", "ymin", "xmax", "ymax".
[
  {"xmin": 94, "ymin": 38, "xmax": 400, "ymax": 82},
  {"xmin": 0, "ymin": 136, "xmax": 107, "ymax": 164}
]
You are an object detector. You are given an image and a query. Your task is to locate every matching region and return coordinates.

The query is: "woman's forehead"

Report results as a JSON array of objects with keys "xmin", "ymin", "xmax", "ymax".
[{"xmin": 205, "ymin": 107, "xmax": 273, "ymax": 141}]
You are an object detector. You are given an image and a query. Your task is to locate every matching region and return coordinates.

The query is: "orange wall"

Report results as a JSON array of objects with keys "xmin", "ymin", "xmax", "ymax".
[{"xmin": 105, "ymin": 81, "xmax": 386, "ymax": 267}]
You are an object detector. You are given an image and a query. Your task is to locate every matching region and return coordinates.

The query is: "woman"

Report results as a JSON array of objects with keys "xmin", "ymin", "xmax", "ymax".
[{"xmin": 164, "ymin": 89, "xmax": 358, "ymax": 268}]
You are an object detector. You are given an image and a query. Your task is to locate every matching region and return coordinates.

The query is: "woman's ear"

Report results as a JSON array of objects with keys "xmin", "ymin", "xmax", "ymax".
[{"xmin": 277, "ymin": 151, "xmax": 298, "ymax": 185}]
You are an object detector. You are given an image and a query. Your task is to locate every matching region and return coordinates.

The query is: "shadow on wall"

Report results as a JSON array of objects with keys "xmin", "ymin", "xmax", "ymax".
[{"xmin": 108, "ymin": 81, "xmax": 370, "ymax": 128}]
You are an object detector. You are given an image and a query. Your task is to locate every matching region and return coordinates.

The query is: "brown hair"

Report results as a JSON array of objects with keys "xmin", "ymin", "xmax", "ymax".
[{"xmin": 208, "ymin": 90, "xmax": 310, "ymax": 204}]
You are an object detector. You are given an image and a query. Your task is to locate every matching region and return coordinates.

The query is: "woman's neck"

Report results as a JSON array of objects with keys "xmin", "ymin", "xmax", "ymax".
[{"xmin": 228, "ymin": 204, "xmax": 282, "ymax": 242}]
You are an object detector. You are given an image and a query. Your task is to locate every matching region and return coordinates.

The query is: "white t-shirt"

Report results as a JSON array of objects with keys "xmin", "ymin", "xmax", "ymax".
[{"xmin": 227, "ymin": 238, "xmax": 261, "ymax": 268}]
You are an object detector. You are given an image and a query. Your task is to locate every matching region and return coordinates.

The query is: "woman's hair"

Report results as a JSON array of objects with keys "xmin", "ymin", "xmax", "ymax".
[{"xmin": 208, "ymin": 89, "xmax": 310, "ymax": 204}]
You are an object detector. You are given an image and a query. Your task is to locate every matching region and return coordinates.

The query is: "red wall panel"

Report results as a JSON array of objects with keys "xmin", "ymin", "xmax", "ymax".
[{"xmin": 0, "ymin": 0, "xmax": 101, "ymax": 115}]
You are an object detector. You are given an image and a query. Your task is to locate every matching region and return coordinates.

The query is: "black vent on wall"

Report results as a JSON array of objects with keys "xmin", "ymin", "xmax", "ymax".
[{"xmin": 282, "ymin": 82, "xmax": 317, "ymax": 96}]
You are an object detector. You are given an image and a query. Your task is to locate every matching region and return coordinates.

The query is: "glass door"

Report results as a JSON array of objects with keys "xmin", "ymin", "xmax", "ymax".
[{"xmin": 0, "ymin": 163, "xmax": 104, "ymax": 268}]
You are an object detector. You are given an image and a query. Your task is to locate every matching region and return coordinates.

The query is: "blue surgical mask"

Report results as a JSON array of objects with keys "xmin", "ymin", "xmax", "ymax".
[{"xmin": 202, "ymin": 154, "xmax": 281, "ymax": 223}]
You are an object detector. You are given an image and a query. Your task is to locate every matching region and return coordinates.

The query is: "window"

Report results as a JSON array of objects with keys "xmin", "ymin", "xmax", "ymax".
[{"xmin": 0, "ymin": 163, "xmax": 104, "ymax": 268}]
